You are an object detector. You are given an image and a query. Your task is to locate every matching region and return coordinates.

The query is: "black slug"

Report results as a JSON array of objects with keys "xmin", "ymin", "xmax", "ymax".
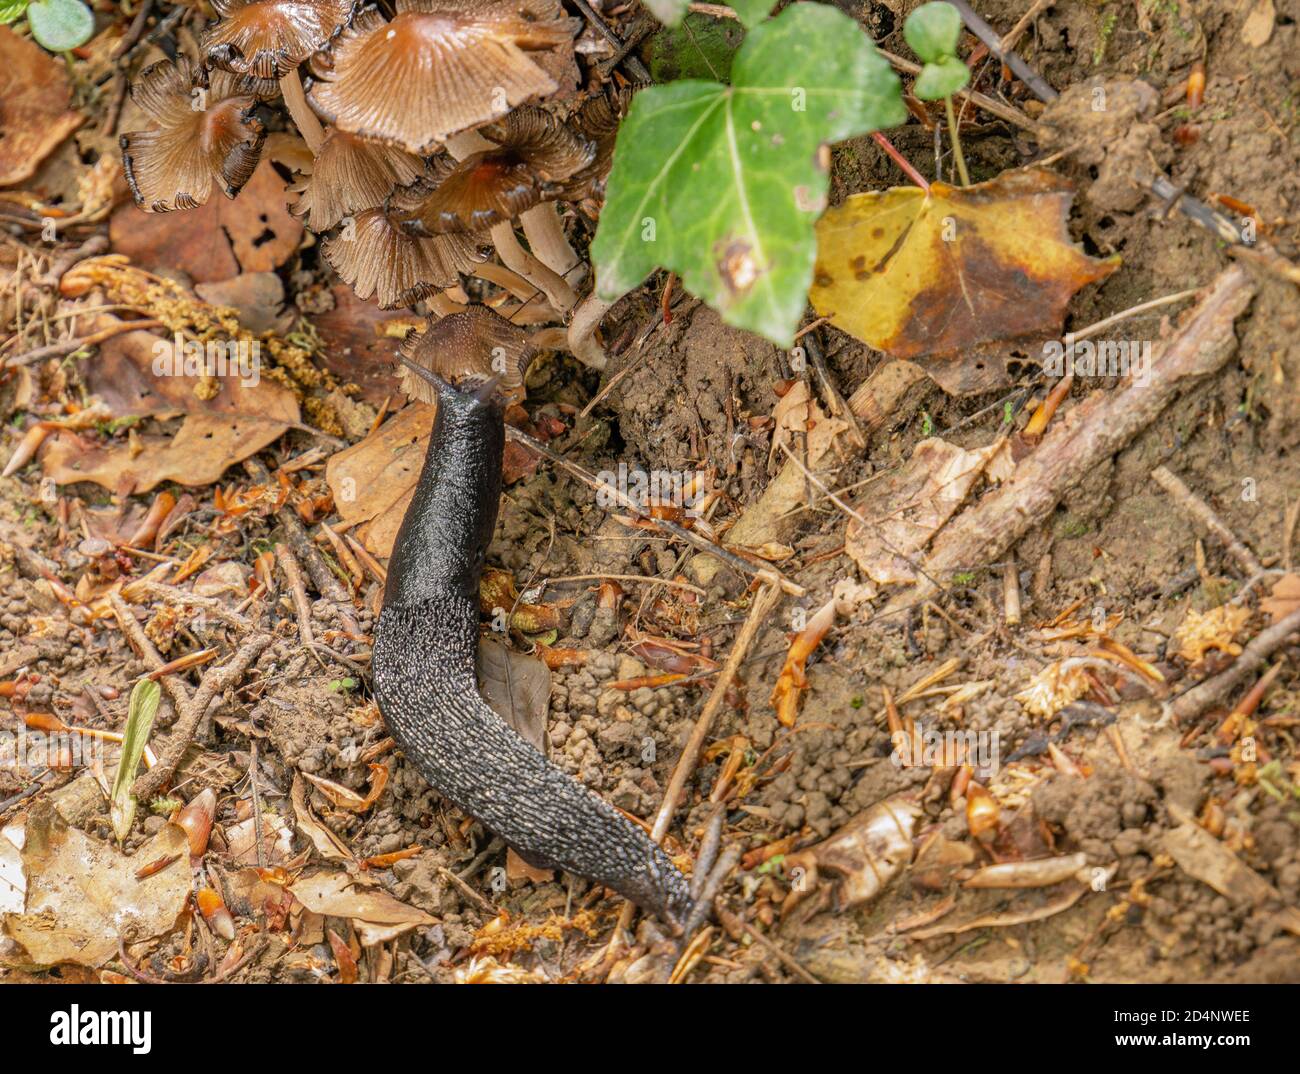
[{"xmin": 372, "ymin": 357, "xmax": 696, "ymax": 931}]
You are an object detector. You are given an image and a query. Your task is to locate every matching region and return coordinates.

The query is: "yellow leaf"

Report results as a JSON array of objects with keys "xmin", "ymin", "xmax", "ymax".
[{"xmin": 810, "ymin": 169, "xmax": 1119, "ymax": 393}]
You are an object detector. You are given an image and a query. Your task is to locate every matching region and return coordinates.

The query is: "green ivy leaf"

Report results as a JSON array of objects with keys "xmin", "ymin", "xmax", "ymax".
[
  {"xmin": 642, "ymin": 0, "xmax": 689, "ymax": 29},
  {"xmin": 0, "ymin": 0, "xmax": 31, "ymax": 26},
  {"xmin": 728, "ymin": 0, "xmax": 775, "ymax": 29},
  {"xmin": 26, "ymin": 0, "xmax": 93, "ymax": 51},
  {"xmin": 913, "ymin": 54, "xmax": 970, "ymax": 100},
  {"xmin": 903, "ymin": 0, "xmax": 962, "ymax": 63},
  {"xmin": 646, "ymin": 13, "xmax": 745, "ymax": 82},
  {"xmin": 592, "ymin": 2, "xmax": 906, "ymax": 347}
]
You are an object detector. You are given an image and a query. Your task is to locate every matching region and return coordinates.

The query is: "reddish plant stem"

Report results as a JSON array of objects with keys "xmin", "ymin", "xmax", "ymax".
[{"xmin": 871, "ymin": 132, "xmax": 931, "ymax": 192}]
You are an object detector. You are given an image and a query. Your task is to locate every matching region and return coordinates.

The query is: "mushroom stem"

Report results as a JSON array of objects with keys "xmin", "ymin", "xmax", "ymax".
[
  {"xmin": 488, "ymin": 221, "xmax": 578, "ymax": 313},
  {"xmin": 280, "ymin": 69, "xmax": 325, "ymax": 154},
  {"xmin": 444, "ymin": 129, "xmax": 577, "ymax": 313},
  {"xmin": 521, "ymin": 202, "xmax": 583, "ymax": 281},
  {"xmin": 428, "ymin": 290, "xmax": 468, "ymax": 317},
  {"xmin": 473, "ymin": 261, "xmax": 559, "ymax": 312},
  {"xmin": 567, "ymin": 292, "xmax": 612, "ymax": 371}
]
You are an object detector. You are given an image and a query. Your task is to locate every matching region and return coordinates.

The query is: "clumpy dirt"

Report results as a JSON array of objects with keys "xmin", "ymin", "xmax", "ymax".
[{"xmin": 3, "ymin": 0, "xmax": 1300, "ymax": 985}]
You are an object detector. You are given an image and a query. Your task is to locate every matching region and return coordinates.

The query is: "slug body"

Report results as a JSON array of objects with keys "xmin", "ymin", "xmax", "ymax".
[{"xmin": 372, "ymin": 377, "xmax": 694, "ymax": 930}]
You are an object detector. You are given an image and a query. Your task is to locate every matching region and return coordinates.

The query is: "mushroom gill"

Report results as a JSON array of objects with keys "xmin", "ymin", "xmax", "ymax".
[
  {"xmin": 202, "ymin": 0, "xmax": 357, "ymax": 79},
  {"xmin": 290, "ymin": 128, "xmax": 424, "ymax": 230},
  {"xmin": 308, "ymin": 0, "xmax": 579, "ymax": 155},
  {"xmin": 322, "ymin": 206, "xmax": 486, "ymax": 308},
  {"xmin": 388, "ymin": 107, "xmax": 594, "ymax": 236},
  {"xmin": 120, "ymin": 57, "xmax": 268, "ymax": 213}
]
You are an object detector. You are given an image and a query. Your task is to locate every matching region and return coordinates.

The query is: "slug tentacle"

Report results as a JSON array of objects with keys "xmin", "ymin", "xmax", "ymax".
[{"xmin": 373, "ymin": 376, "xmax": 695, "ymax": 930}]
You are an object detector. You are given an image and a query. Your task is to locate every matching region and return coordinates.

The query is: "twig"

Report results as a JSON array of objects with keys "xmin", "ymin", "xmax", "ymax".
[
  {"xmin": 878, "ymin": 49, "xmax": 1038, "ymax": 132},
  {"xmin": 605, "ymin": 584, "xmax": 782, "ymax": 950},
  {"xmin": 275, "ymin": 541, "xmax": 316, "ymax": 650},
  {"xmin": 871, "ymin": 131, "xmax": 931, "ymax": 191},
  {"xmin": 947, "ymin": 0, "xmax": 1058, "ymax": 103},
  {"xmin": 1151, "ymin": 465, "xmax": 1264, "ymax": 578},
  {"xmin": 804, "ymin": 330, "xmax": 864, "ymax": 449},
  {"xmin": 570, "ymin": 0, "xmax": 652, "ymax": 82},
  {"xmin": 3, "ymin": 319, "xmax": 164, "ymax": 369},
  {"xmin": 438, "ymin": 866, "xmax": 497, "ymax": 915},
  {"xmin": 137, "ymin": 581, "xmax": 256, "ymax": 632},
  {"xmin": 133, "ymin": 635, "xmax": 272, "ymax": 800},
  {"xmin": 886, "ymin": 266, "xmax": 1255, "ymax": 612},
  {"xmin": 111, "ymin": 0, "xmax": 154, "ymax": 59},
  {"xmin": 739, "ymin": 919, "xmax": 821, "ymax": 984},
  {"xmin": 109, "ymin": 591, "xmax": 191, "ymax": 717},
  {"xmin": 1000, "ymin": 0, "xmax": 1053, "ymax": 52},
  {"xmin": 1167, "ymin": 607, "xmax": 1300, "ymax": 725}
]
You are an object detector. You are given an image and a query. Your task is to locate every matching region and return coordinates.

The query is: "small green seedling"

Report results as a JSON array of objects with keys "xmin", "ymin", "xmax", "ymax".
[
  {"xmin": 110, "ymin": 679, "xmax": 162, "ymax": 842},
  {"xmin": 904, "ymin": 2, "xmax": 973, "ymax": 186},
  {"xmin": 2, "ymin": 0, "xmax": 95, "ymax": 53}
]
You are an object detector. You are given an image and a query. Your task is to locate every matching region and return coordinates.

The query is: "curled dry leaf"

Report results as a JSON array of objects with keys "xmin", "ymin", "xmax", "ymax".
[
  {"xmin": 769, "ymin": 598, "xmax": 836, "ymax": 728},
  {"xmin": 0, "ymin": 26, "xmax": 84, "ymax": 186},
  {"xmin": 1, "ymin": 802, "xmax": 192, "ymax": 969},
  {"xmin": 302, "ymin": 763, "xmax": 390, "ymax": 813},
  {"xmin": 962, "ymin": 853, "xmax": 1090, "ymax": 889},
  {"xmin": 782, "ymin": 796, "xmax": 921, "ymax": 919},
  {"xmin": 291, "ymin": 773, "xmax": 354, "ymax": 862},
  {"xmin": 289, "ymin": 870, "xmax": 436, "ymax": 947},
  {"xmin": 811, "ymin": 169, "xmax": 1120, "ymax": 394},
  {"xmin": 1174, "ymin": 603, "xmax": 1252, "ymax": 664},
  {"xmin": 845, "ymin": 437, "xmax": 1003, "ymax": 586}
]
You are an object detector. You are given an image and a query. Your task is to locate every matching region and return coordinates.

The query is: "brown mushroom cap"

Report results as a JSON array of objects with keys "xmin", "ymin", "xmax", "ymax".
[
  {"xmin": 203, "ymin": 0, "xmax": 357, "ymax": 79},
  {"xmin": 387, "ymin": 107, "xmax": 594, "ymax": 236},
  {"xmin": 289, "ymin": 127, "xmax": 424, "ymax": 230},
  {"xmin": 308, "ymin": 0, "xmax": 579, "ymax": 155},
  {"xmin": 558, "ymin": 86, "xmax": 629, "ymax": 202},
  {"xmin": 396, "ymin": 305, "xmax": 533, "ymax": 402},
  {"xmin": 120, "ymin": 57, "xmax": 267, "ymax": 213},
  {"xmin": 323, "ymin": 206, "xmax": 486, "ymax": 308}
]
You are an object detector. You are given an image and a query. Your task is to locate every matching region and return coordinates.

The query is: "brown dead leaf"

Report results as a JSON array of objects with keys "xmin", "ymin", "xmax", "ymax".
[
  {"xmin": 1174, "ymin": 603, "xmax": 1251, "ymax": 663},
  {"xmin": 42, "ymin": 413, "xmax": 291, "ymax": 494},
  {"xmin": 1241, "ymin": 0, "xmax": 1275, "ymax": 47},
  {"xmin": 83, "ymin": 316, "xmax": 300, "ymax": 422},
  {"xmin": 195, "ymin": 273, "xmax": 295, "ymax": 336},
  {"xmin": 109, "ymin": 159, "xmax": 303, "ymax": 283},
  {"xmin": 0, "ymin": 27, "xmax": 84, "ymax": 186},
  {"xmin": 811, "ymin": 169, "xmax": 1119, "ymax": 394},
  {"xmin": 1, "ymin": 801, "xmax": 192, "ymax": 968},
  {"xmin": 845, "ymin": 437, "xmax": 1002, "ymax": 585},
  {"xmin": 1260, "ymin": 573, "xmax": 1300, "ymax": 624},
  {"xmin": 326, "ymin": 402, "xmax": 432, "ymax": 557},
  {"xmin": 782, "ymin": 797, "xmax": 921, "ymax": 920},
  {"xmin": 302, "ymin": 763, "xmax": 390, "ymax": 813},
  {"xmin": 289, "ymin": 870, "xmax": 436, "ymax": 947},
  {"xmin": 478, "ymin": 637, "xmax": 551, "ymax": 751},
  {"xmin": 313, "ymin": 285, "xmax": 409, "ymax": 404}
]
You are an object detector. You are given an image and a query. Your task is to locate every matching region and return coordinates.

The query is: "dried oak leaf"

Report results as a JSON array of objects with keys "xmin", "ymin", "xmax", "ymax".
[
  {"xmin": 41, "ymin": 413, "xmax": 292, "ymax": 495},
  {"xmin": 1, "ymin": 801, "xmax": 191, "ymax": 969},
  {"xmin": 810, "ymin": 169, "xmax": 1120, "ymax": 395},
  {"xmin": 0, "ymin": 26, "xmax": 84, "ymax": 187},
  {"xmin": 845, "ymin": 437, "xmax": 1003, "ymax": 585},
  {"xmin": 1174, "ymin": 603, "xmax": 1252, "ymax": 664}
]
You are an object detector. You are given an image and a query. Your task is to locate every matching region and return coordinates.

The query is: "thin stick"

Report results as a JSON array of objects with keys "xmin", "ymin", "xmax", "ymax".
[
  {"xmin": 133, "ymin": 634, "xmax": 272, "ymax": 800},
  {"xmin": 878, "ymin": 49, "xmax": 1037, "ymax": 132},
  {"xmin": 4, "ymin": 319, "xmax": 164, "ymax": 369},
  {"xmin": 740, "ymin": 920, "xmax": 820, "ymax": 984},
  {"xmin": 1168, "ymin": 607, "xmax": 1300, "ymax": 725},
  {"xmin": 535, "ymin": 573, "xmax": 706, "ymax": 596},
  {"xmin": 109, "ymin": 591, "xmax": 191, "ymax": 718},
  {"xmin": 1000, "ymin": 0, "xmax": 1053, "ymax": 52},
  {"xmin": 947, "ymin": 0, "xmax": 1058, "ymax": 103},
  {"xmin": 872, "ymin": 132, "xmax": 931, "ymax": 192},
  {"xmin": 1152, "ymin": 465, "xmax": 1264, "ymax": 578}
]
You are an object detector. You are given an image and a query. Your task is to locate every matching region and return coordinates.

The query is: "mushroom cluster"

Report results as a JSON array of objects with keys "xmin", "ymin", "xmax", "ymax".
[{"xmin": 119, "ymin": 0, "xmax": 626, "ymax": 358}]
